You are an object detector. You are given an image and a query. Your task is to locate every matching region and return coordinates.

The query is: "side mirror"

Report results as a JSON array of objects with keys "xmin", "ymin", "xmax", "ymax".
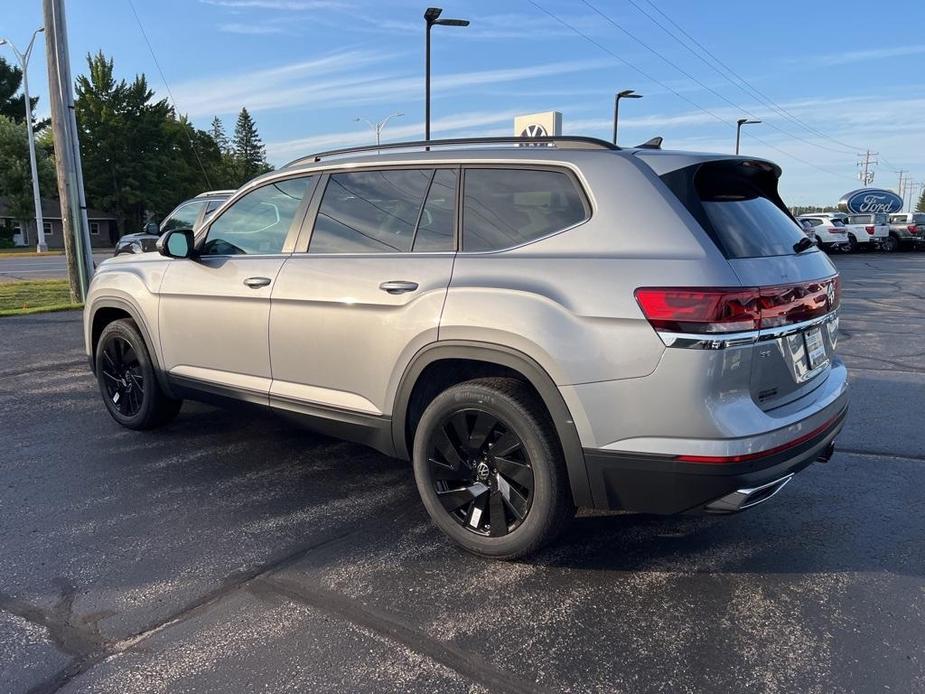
[
  {"xmin": 157, "ymin": 228, "xmax": 196, "ymax": 259},
  {"xmin": 144, "ymin": 222, "xmax": 160, "ymax": 235}
]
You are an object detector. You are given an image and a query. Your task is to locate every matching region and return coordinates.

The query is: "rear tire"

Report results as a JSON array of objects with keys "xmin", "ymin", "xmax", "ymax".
[
  {"xmin": 95, "ymin": 318, "xmax": 182, "ymax": 430},
  {"xmin": 847, "ymin": 233, "xmax": 858, "ymax": 253},
  {"xmin": 412, "ymin": 378, "xmax": 574, "ymax": 560}
]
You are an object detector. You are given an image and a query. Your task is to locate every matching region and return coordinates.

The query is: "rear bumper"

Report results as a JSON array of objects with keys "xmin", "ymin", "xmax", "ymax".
[{"xmin": 583, "ymin": 405, "xmax": 846, "ymax": 513}]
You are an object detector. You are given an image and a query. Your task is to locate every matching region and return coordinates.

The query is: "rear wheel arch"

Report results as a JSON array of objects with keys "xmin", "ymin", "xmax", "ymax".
[{"xmin": 392, "ymin": 341, "xmax": 593, "ymax": 508}]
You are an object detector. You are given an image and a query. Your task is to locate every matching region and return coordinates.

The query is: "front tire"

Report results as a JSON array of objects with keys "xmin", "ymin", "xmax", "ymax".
[
  {"xmin": 847, "ymin": 233, "xmax": 858, "ymax": 253},
  {"xmin": 882, "ymin": 234, "xmax": 899, "ymax": 253},
  {"xmin": 95, "ymin": 318, "xmax": 182, "ymax": 430},
  {"xmin": 412, "ymin": 378, "xmax": 574, "ymax": 559}
]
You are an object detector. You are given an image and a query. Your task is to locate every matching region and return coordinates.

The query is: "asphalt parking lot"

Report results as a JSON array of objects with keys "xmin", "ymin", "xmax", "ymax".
[{"xmin": 1, "ymin": 252, "xmax": 923, "ymax": 693}]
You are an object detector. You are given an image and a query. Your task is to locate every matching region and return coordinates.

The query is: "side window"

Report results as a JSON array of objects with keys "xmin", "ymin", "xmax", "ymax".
[
  {"xmin": 309, "ymin": 169, "xmax": 433, "ymax": 254},
  {"xmin": 462, "ymin": 168, "xmax": 588, "ymax": 252},
  {"xmin": 413, "ymin": 169, "xmax": 457, "ymax": 252},
  {"xmin": 162, "ymin": 201, "xmax": 207, "ymax": 233},
  {"xmin": 203, "ymin": 198, "xmax": 225, "ymax": 220},
  {"xmin": 202, "ymin": 177, "xmax": 314, "ymax": 256}
]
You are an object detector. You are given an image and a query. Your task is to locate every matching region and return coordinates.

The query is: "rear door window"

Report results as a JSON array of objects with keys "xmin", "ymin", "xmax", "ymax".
[
  {"xmin": 310, "ymin": 169, "xmax": 433, "ymax": 253},
  {"xmin": 462, "ymin": 168, "xmax": 588, "ymax": 252}
]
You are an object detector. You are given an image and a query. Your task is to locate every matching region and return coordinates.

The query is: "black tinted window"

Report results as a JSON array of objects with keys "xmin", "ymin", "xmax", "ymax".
[
  {"xmin": 202, "ymin": 177, "xmax": 314, "ymax": 256},
  {"xmin": 414, "ymin": 169, "xmax": 456, "ymax": 252},
  {"xmin": 310, "ymin": 169, "xmax": 433, "ymax": 253},
  {"xmin": 462, "ymin": 168, "xmax": 587, "ymax": 252}
]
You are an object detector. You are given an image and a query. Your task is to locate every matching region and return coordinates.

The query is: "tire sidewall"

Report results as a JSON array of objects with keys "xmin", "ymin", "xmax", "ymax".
[
  {"xmin": 95, "ymin": 320, "xmax": 158, "ymax": 429},
  {"xmin": 413, "ymin": 382, "xmax": 561, "ymax": 558}
]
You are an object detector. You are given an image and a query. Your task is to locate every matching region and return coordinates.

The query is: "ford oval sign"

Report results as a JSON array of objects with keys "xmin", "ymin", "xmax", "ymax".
[{"xmin": 838, "ymin": 188, "xmax": 904, "ymax": 215}]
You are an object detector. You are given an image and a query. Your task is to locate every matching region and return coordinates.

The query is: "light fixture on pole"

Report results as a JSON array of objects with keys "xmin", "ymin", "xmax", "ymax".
[
  {"xmin": 354, "ymin": 112, "xmax": 405, "ymax": 148},
  {"xmin": 424, "ymin": 7, "xmax": 469, "ymax": 142},
  {"xmin": 613, "ymin": 89, "xmax": 642, "ymax": 146},
  {"xmin": 1, "ymin": 27, "xmax": 47, "ymax": 252},
  {"xmin": 735, "ymin": 118, "xmax": 761, "ymax": 155}
]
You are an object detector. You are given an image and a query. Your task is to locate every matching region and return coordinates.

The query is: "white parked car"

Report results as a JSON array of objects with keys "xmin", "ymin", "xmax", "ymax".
[
  {"xmin": 797, "ymin": 215, "xmax": 849, "ymax": 252},
  {"xmin": 846, "ymin": 213, "xmax": 891, "ymax": 251}
]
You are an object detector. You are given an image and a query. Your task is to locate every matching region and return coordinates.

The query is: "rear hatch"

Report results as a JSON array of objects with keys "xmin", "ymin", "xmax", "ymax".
[{"xmin": 647, "ymin": 155, "xmax": 840, "ymax": 410}]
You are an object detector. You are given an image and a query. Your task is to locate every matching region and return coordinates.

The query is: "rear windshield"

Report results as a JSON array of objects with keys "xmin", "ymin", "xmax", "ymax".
[
  {"xmin": 849, "ymin": 215, "xmax": 871, "ymax": 223},
  {"xmin": 661, "ymin": 160, "xmax": 812, "ymax": 259},
  {"xmin": 830, "ymin": 220, "xmax": 845, "ymax": 227},
  {"xmin": 915, "ymin": 214, "xmax": 925, "ymax": 224}
]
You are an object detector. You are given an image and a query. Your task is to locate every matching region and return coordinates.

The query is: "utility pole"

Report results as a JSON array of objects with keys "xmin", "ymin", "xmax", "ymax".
[
  {"xmin": 43, "ymin": 0, "xmax": 94, "ymax": 301},
  {"xmin": 856, "ymin": 149, "xmax": 878, "ymax": 186},
  {"xmin": 0, "ymin": 28, "xmax": 47, "ymax": 252}
]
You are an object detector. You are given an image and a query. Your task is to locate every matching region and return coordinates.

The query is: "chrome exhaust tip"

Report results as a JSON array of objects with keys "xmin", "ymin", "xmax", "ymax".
[
  {"xmin": 816, "ymin": 440, "xmax": 836, "ymax": 464},
  {"xmin": 705, "ymin": 473, "xmax": 794, "ymax": 514}
]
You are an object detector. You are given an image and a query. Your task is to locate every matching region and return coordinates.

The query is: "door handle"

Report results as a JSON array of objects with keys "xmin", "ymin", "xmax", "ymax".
[
  {"xmin": 243, "ymin": 276, "xmax": 272, "ymax": 289},
  {"xmin": 379, "ymin": 280, "xmax": 419, "ymax": 295}
]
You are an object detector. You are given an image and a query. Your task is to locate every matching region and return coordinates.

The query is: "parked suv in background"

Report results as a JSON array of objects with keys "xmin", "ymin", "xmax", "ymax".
[
  {"xmin": 888, "ymin": 212, "xmax": 925, "ymax": 249},
  {"xmin": 113, "ymin": 190, "xmax": 234, "ymax": 255},
  {"xmin": 84, "ymin": 137, "xmax": 847, "ymax": 559},
  {"xmin": 797, "ymin": 215, "xmax": 849, "ymax": 252},
  {"xmin": 846, "ymin": 213, "xmax": 891, "ymax": 251}
]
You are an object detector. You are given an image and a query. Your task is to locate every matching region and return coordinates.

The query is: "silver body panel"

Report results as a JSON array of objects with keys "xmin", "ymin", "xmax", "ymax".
[{"xmin": 85, "ymin": 143, "xmax": 848, "ymax": 511}]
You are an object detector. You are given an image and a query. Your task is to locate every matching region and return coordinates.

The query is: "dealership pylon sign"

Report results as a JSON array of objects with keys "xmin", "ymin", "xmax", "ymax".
[{"xmin": 837, "ymin": 188, "xmax": 904, "ymax": 214}]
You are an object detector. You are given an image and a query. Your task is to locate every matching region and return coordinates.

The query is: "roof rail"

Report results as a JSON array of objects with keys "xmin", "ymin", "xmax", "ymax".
[
  {"xmin": 283, "ymin": 135, "xmax": 619, "ymax": 168},
  {"xmin": 194, "ymin": 189, "xmax": 237, "ymax": 198}
]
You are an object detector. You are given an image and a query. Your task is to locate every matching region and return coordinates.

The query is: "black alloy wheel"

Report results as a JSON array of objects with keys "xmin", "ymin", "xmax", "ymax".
[
  {"xmin": 100, "ymin": 335, "xmax": 145, "ymax": 417},
  {"xmin": 427, "ymin": 408, "xmax": 535, "ymax": 537}
]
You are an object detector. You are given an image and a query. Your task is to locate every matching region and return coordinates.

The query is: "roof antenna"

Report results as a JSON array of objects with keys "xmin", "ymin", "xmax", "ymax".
[{"xmin": 636, "ymin": 136, "xmax": 663, "ymax": 150}]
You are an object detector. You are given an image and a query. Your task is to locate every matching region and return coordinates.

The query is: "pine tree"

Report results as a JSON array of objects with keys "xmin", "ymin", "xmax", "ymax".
[
  {"xmin": 232, "ymin": 107, "xmax": 271, "ymax": 183},
  {"xmin": 0, "ymin": 57, "xmax": 45, "ymax": 129},
  {"xmin": 917, "ymin": 187, "xmax": 925, "ymax": 213},
  {"xmin": 209, "ymin": 116, "xmax": 229, "ymax": 154}
]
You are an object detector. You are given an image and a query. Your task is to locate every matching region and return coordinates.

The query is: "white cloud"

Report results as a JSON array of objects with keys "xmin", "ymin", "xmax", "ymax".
[
  {"xmin": 201, "ymin": 0, "xmax": 351, "ymax": 9},
  {"xmin": 807, "ymin": 44, "xmax": 925, "ymax": 66},
  {"xmin": 217, "ymin": 22, "xmax": 286, "ymax": 34},
  {"xmin": 171, "ymin": 54, "xmax": 615, "ymax": 118}
]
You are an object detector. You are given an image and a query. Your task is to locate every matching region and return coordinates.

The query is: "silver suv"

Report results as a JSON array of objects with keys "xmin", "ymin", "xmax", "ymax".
[{"xmin": 83, "ymin": 137, "xmax": 848, "ymax": 559}]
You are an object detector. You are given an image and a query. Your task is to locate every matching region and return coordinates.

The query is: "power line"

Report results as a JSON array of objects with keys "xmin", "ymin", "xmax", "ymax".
[
  {"xmin": 125, "ymin": 0, "xmax": 212, "ymax": 189},
  {"xmin": 636, "ymin": 0, "xmax": 863, "ymax": 155},
  {"xmin": 526, "ymin": 0, "xmax": 855, "ymax": 182},
  {"xmin": 580, "ymin": 0, "xmax": 857, "ymax": 158}
]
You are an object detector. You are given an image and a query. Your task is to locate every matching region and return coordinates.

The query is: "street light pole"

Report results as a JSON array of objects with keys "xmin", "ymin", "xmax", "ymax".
[
  {"xmin": 424, "ymin": 7, "xmax": 469, "ymax": 142},
  {"xmin": 355, "ymin": 112, "xmax": 405, "ymax": 147},
  {"xmin": 1, "ymin": 27, "xmax": 47, "ymax": 252},
  {"xmin": 612, "ymin": 89, "xmax": 642, "ymax": 146},
  {"xmin": 735, "ymin": 118, "xmax": 761, "ymax": 155}
]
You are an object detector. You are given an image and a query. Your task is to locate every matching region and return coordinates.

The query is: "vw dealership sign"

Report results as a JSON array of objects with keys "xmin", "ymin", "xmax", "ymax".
[{"xmin": 838, "ymin": 188, "xmax": 904, "ymax": 214}]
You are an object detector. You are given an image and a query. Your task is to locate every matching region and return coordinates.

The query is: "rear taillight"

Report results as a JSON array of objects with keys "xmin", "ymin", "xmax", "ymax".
[
  {"xmin": 635, "ymin": 277, "xmax": 839, "ymax": 335},
  {"xmin": 828, "ymin": 226, "xmax": 844, "ymax": 234},
  {"xmin": 908, "ymin": 225, "xmax": 920, "ymax": 235},
  {"xmin": 865, "ymin": 225, "xmax": 875, "ymax": 235}
]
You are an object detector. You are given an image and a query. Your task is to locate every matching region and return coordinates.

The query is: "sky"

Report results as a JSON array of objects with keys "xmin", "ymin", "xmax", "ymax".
[{"xmin": 2, "ymin": 0, "xmax": 924, "ymax": 206}]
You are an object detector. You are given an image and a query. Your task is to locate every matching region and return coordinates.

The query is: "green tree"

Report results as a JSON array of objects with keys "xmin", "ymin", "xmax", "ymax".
[
  {"xmin": 209, "ymin": 116, "xmax": 229, "ymax": 154},
  {"xmin": 232, "ymin": 107, "xmax": 271, "ymax": 183},
  {"xmin": 917, "ymin": 188, "xmax": 925, "ymax": 213},
  {"xmin": 0, "ymin": 57, "xmax": 47, "ymax": 130},
  {"xmin": 75, "ymin": 51, "xmax": 215, "ymax": 233},
  {"xmin": 0, "ymin": 115, "xmax": 55, "ymax": 246}
]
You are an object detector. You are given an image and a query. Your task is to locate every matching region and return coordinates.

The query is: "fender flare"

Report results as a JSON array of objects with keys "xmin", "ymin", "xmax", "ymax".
[
  {"xmin": 391, "ymin": 340, "xmax": 593, "ymax": 508},
  {"xmin": 87, "ymin": 296, "xmax": 177, "ymax": 398}
]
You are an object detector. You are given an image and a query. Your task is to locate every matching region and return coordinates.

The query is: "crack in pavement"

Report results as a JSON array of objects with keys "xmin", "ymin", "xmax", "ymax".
[
  {"xmin": 257, "ymin": 575, "xmax": 547, "ymax": 694},
  {"xmin": 22, "ymin": 522, "xmax": 378, "ymax": 694},
  {"xmin": 21, "ymin": 493, "xmax": 536, "ymax": 694},
  {"xmin": 836, "ymin": 447, "xmax": 925, "ymax": 464}
]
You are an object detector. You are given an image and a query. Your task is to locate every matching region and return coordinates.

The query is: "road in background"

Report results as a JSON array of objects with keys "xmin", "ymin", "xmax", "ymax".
[
  {"xmin": 1, "ymin": 253, "xmax": 923, "ymax": 693},
  {"xmin": 0, "ymin": 252, "xmax": 112, "ymax": 282}
]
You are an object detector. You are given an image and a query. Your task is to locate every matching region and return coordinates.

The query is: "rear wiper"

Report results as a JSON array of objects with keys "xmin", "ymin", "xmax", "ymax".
[{"xmin": 793, "ymin": 237, "xmax": 815, "ymax": 254}]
